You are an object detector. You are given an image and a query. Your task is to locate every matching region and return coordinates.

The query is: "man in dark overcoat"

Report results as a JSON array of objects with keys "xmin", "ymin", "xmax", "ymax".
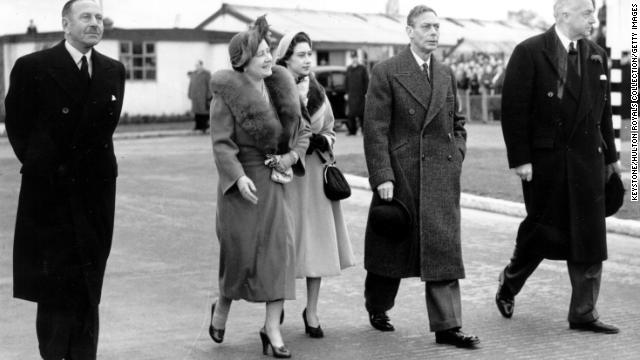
[
  {"xmin": 363, "ymin": 5, "xmax": 479, "ymax": 348},
  {"xmin": 5, "ymin": 0, "xmax": 126, "ymax": 358},
  {"xmin": 187, "ymin": 60, "xmax": 212, "ymax": 133},
  {"xmin": 496, "ymin": 0, "xmax": 621, "ymax": 334},
  {"xmin": 345, "ymin": 51, "xmax": 368, "ymax": 135}
]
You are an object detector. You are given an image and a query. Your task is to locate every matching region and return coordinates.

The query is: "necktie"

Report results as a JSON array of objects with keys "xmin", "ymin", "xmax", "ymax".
[
  {"xmin": 422, "ymin": 63, "xmax": 431, "ymax": 84},
  {"xmin": 80, "ymin": 55, "xmax": 91, "ymax": 85},
  {"xmin": 568, "ymin": 42, "xmax": 580, "ymax": 76}
]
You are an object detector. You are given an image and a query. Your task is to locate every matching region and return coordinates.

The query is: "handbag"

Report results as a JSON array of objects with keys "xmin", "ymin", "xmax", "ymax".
[
  {"xmin": 316, "ymin": 150, "xmax": 351, "ymax": 201},
  {"xmin": 265, "ymin": 154, "xmax": 293, "ymax": 184}
]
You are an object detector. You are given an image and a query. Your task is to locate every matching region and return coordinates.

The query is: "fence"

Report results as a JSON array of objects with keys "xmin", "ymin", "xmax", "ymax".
[{"xmin": 458, "ymin": 91, "xmax": 502, "ymax": 122}]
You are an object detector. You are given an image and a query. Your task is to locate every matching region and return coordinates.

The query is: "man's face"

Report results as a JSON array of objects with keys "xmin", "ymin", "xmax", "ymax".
[
  {"xmin": 406, "ymin": 11, "xmax": 439, "ymax": 55},
  {"xmin": 561, "ymin": 0, "xmax": 596, "ymax": 39},
  {"xmin": 63, "ymin": 0, "xmax": 104, "ymax": 52}
]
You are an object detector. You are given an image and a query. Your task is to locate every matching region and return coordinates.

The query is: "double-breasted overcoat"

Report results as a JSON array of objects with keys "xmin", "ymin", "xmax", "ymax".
[
  {"xmin": 501, "ymin": 27, "xmax": 617, "ymax": 262},
  {"xmin": 363, "ymin": 47, "xmax": 466, "ymax": 281},
  {"xmin": 5, "ymin": 41, "xmax": 125, "ymax": 305}
]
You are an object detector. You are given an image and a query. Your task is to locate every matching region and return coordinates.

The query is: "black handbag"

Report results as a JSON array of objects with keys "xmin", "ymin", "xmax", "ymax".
[{"xmin": 316, "ymin": 150, "xmax": 351, "ymax": 201}]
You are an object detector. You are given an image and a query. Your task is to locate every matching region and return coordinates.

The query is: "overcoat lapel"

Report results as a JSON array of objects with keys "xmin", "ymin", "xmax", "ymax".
[
  {"xmin": 568, "ymin": 39, "xmax": 597, "ymax": 141},
  {"xmin": 393, "ymin": 48, "xmax": 432, "ymax": 113},
  {"xmin": 423, "ymin": 56, "xmax": 449, "ymax": 129},
  {"xmin": 542, "ymin": 27, "xmax": 562, "ymax": 79},
  {"xmin": 47, "ymin": 41, "xmax": 86, "ymax": 104}
]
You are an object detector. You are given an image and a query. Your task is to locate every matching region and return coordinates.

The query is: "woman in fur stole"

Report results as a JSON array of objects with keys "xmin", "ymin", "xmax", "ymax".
[
  {"xmin": 208, "ymin": 17, "xmax": 310, "ymax": 358},
  {"xmin": 275, "ymin": 31, "xmax": 356, "ymax": 338}
]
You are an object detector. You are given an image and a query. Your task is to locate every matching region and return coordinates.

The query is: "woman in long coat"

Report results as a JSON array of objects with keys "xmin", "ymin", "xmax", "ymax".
[
  {"xmin": 208, "ymin": 17, "xmax": 310, "ymax": 358},
  {"xmin": 275, "ymin": 31, "xmax": 355, "ymax": 338}
]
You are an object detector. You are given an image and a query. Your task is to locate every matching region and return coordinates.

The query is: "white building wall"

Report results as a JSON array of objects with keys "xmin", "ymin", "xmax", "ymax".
[{"xmin": 202, "ymin": 14, "xmax": 248, "ymax": 32}]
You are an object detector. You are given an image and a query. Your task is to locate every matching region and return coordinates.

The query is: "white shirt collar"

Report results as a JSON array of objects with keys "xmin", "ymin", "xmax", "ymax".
[
  {"xmin": 64, "ymin": 40, "xmax": 93, "ymax": 75},
  {"xmin": 410, "ymin": 47, "xmax": 431, "ymax": 69},
  {"xmin": 554, "ymin": 26, "xmax": 574, "ymax": 53}
]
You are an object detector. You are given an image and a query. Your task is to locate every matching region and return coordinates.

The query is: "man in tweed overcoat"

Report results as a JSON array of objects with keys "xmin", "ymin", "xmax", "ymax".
[{"xmin": 362, "ymin": 5, "xmax": 479, "ymax": 348}]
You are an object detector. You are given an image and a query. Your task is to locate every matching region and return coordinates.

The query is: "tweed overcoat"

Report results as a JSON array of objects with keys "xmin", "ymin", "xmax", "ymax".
[
  {"xmin": 210, "ymin": 65, "xmax": 310, "ymax": 301},
  {"xmin": 363, "ymin": 47, "xmax": 466, "ymax": 281},
  {"xmin": 188, "ymin": 68, "xmax": 212, "ymax": 115},
  {"xmin": 501, "ymin": 27, "xmax": 617, "ymax": 262},
  {"xmin": 5, "ymin": 41, "xmax": 125, "ymax": 305}
]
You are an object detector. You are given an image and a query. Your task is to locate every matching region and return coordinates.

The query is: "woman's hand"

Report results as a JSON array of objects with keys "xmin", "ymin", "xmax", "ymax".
[
  {"xmin": 236, "ymin": 176, "xmax": 258, "ymax": 204},
  {"xmin": 275, "ymin": 151, "xmax": 299, "ymax": 172}
]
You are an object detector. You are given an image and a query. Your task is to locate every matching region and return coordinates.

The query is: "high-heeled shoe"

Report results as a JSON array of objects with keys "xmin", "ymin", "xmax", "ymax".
[
  {"xmin": 259, "ymin": 328, "xmax": 291, "ymax": 358},
  {"xmin": 302, "ymin": 308, "xmax": 324, "ymax": 338},
  {"xmin": 208, "ymin": 302, "xmax": 225, "ymax": 343}
]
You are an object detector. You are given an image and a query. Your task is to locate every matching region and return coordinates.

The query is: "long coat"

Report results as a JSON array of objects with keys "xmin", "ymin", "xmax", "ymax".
[
  {"xmin": 188, "ymin": 68, "xmax": 212, "ymax": 115},
  {"xmin": 345, "ymin": 64, "xmax": 369, "ymax": 118},
  {"xmin": 5, "ymin": 41, "xmax": 125, "ymax": 305},
  {"xmin": 363, "ymin": 47, "xmax": 466, "ymax": 281},
  {"xmin": 501, "ymin": 27, "xmax": 616, "ymax": 262},
  {"xmin": 287, "ymin": 74, "xmax": 355, "ymax": 278},
  {"xmin": 210, "ymin": 65, "xmax": 310, "ymax": 301}
]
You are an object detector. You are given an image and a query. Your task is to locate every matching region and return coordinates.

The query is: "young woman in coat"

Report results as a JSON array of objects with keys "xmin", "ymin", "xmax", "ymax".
[
  {"xmin": 208, "ymin": 17, "xmax": 310, "ymax": 358},
  {"xmin": 275, "ymin": 31, "xmax": 356, "ymax": 338}
]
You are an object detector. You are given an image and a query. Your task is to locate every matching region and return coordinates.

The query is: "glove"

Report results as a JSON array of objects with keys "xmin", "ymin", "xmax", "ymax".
[
  {"xmin": 275, "ymin": 151, "xmax": 299, "ymax": 172},
  {"xmin": 306, "ymin": 133, "xmax": 330, "ymax": 154}
]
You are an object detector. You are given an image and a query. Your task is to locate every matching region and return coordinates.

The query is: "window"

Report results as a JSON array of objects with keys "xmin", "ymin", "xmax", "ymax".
[{"xmin": 119, "ymin": 41, "xmax": 156, "ymax": 80}]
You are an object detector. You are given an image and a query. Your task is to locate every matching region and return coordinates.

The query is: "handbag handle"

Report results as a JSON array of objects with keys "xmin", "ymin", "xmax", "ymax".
[{"xmin": 315, "ymin": 148, "xmax": 335, "ymax": 165}]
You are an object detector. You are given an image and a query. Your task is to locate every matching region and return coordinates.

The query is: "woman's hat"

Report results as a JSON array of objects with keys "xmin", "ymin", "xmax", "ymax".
[
  {"xmin": 228, "ymin": 15, "xmax": 270, "ymax": 70},
  {"xmin": 369, "ymin": 197, "xmax": 413, "ymax": 239}
]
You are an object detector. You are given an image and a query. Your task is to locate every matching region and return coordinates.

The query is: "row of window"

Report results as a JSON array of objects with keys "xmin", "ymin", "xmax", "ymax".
[{"xmin": 119, "ymin": 41, "xmax": 156, "ymax": 81}]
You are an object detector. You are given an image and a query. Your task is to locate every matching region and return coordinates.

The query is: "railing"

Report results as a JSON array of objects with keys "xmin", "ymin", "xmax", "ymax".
[{"xmin": 457, "ymin": 90, "xmax": 502, "ymax": 122}]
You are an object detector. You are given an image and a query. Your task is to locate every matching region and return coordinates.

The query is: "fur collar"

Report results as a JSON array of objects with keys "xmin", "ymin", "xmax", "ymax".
[
  {"xmin": 306, "ymin": 73, "xmax": 326, "ymax": 117},
  {"xmin": 210, "ymin": 65, "xmax": 301, "ymax": 154}
]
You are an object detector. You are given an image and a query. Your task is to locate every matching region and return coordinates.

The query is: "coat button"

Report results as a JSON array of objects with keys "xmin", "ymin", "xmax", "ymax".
[
  {"xmin": 62, "ymin": 107, "xmax": 69, "ymax": 114},
  {"xmin": 597, "ymin": 147, "xmax": 602, "ymax": 153},
  {"xmin": 409, "ymin": 109, "xmax": 415, "ymax": 115},
  {"xmin": 447, "ymin": 155, "xmax": 453, "ymax": 161},
  {"xmin": 547, "ymin": 91, "xmax": 554, "ymax": 98},
  {"xmin": 104, "ymin": 143, "xmax": 109, "ymax": 148}
]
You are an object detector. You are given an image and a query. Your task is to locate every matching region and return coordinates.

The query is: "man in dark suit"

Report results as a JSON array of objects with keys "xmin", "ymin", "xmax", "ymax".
[
  {"xmin": 5, "ymin": 0, "xmax": 125, "ymax": 358},
  {"xmin": 345, "ymin": 51, "xmax": 368, "ymax": 135},
  {"xmin": 363, "ymin": 5, "xmax": 479, "ymax": 348},
  {"xmin": 496, "ymin": 0, "xmax": 621, "ymax": 334}
]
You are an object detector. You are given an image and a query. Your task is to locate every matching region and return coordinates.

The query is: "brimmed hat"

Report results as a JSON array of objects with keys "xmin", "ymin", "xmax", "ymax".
[
  {"xmin": 228, "ymin": 15, "xmax": 270, "ymax": 70},
  {"xmin": 275, "ymin": 31, "xmax": 311, "ymax": 63},
  {"xmin": 369, "ymin": 197, "xmax": 413, "ymax": 239},
  {"xmin": 605, "ymin": 172, "xmax": 625, "ymax": 217}
]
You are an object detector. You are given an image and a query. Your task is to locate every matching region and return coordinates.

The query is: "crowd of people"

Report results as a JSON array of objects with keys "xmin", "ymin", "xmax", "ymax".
[
  {"xmin": 444, "ymin": 53, "xmax": 507, "ymax": 95},
  {"xmin": 3, "ymin": 0, "xmax": 623, "ymax": 359}
]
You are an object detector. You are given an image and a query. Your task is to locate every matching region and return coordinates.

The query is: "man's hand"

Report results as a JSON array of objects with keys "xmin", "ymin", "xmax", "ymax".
[
  {"xmin": 606, "ymin": 161, "xmax": 623, "ymax": 180},
  {"xmin": 377, "ymin": 181, "xmax": 394, "ymax": 201},
  {"xmin": 236, "ymin": 176, "xmax": 258, "ymax": 204},
  {"xmin": 513, "ymin": 163, "xmax": 533, "ymax": 182}
]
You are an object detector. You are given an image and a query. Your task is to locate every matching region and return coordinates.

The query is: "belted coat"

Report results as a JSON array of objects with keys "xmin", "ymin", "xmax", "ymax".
[
  {"xmin": 363, "ymin": 47, "xmax": 466, "ymax": 281},
  {"xmin": 501, "ymin": 27, "xmax": 617, "ymax": 262}
]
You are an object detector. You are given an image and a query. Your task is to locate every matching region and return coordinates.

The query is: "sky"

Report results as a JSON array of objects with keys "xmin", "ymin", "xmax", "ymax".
[{"xmin": 0, "ymin": 0, "xmax": 604, "ymax": 36}]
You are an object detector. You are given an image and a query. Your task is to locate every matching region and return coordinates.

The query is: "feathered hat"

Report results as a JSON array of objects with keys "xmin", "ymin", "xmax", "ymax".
[{"xmin": 228, "ymin": 15, "xmax": 271, "ymax": 71}]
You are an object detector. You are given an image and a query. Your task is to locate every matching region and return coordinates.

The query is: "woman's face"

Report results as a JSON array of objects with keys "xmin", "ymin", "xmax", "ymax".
[
  {"xmin": 285, "ymin": 42, "xmax": 312, "ymax": 77},
  {"xmin": 244, "ymin": 40, "xmax": 273, "ymax": 79}
]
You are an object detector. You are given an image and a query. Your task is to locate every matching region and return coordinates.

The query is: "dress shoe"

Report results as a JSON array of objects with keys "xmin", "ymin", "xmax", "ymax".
[
  {"xmin": 259, "ymin": 328, "xmax": 292, "ymax": 358},
  {"xmin": 302, "ymin": 308, "xmax": 324, "ymax": 338},
  {"xmin": 569, "ymin": 320, "xmax": 619, "ymax": 334},
  {"xmin": 208, "ymin": 302, "xmax": 225, "ymax": 343},
  {"xmin": 435, "ymin": 328, "xmax": 480, "ymax": 348},
  {"xmin": 495, "ymin": 270, "xmax": 514, "ymax": 318},
  {"xmin": 368, "ymin": 312, "xmax": 394, "ymax": 331}
]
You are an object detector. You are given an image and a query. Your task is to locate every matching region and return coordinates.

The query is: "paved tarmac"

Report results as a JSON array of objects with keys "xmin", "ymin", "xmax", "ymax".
[{"xmin": 1, "ymin": 135, "xmax": 639, "ymax": 360}]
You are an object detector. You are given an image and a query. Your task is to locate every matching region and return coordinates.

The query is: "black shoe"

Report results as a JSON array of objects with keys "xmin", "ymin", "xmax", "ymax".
[
  {"xmin": 569, "ymin": 320, "xmax": 619, "ymax": 334},
  {"xmin": 496, "ymin": 270, "xmax": 514, "ymax": 318},
  {"xmin": 302, "ymin": 308, "xmax": 324, "ymax": 338},
  {"xmin": 435, "ymin": 328, "xmax": 480, "ymax": 348},
  {"xmin": 369, "ymin": 312, "xmax": 394, "ymax": 331},
  {"xmin": 208, "ymin": 302, "xmax": 225, "ymax": 343},
  {"xmin": 280, "ymin": 308, "xmax": 284, "ymax": 324},
  {"xmin": 259, "ymin": 328, "xmax": 291, "ymax": 358}
]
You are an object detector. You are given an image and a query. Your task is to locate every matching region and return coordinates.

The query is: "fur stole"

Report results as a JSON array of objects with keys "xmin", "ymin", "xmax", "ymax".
[
  {"xmin": 210, "ymin": 65, "xmax": 301, "ymax": 154},
  {"xmin": 306, "ymin": 73, "xmax": 326, "ymax": 118}
]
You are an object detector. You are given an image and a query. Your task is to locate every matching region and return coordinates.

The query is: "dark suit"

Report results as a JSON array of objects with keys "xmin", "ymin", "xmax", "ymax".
[
  {"xmin": 5, "ymin": 40, "xmax": 125, "ymax": 359},
  {"xmin": 500, "ymin": 27, "xmax": 616, "ymax": 323},
  {"xmin": 363, "ymin": 47, "xmax": 466, "ymax": 331},
  {"xmin": 345, "ymin": 63, "xmax": 369, "ymax": 134}
]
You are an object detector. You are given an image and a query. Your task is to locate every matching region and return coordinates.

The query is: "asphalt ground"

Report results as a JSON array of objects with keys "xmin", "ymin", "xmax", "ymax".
[{"xmin": 1, "ymin": 135, "xmax": 639, "ymax": 359}]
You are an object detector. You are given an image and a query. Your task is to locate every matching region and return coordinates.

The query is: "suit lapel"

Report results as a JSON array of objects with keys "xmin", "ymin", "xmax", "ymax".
[
  {"xmin": 568, "ymin": 39, "xmax": 596, "ymax": 141},
  {"xmin": 47, "ymin": 41, "xmax": 86, "ymax": 104},
  {"xmin": 393, "ymin": 48, "xmax": 432, "ymax": 112},
  {"xmin": 423, "ymin": 56, "xmax": 449, "ymax": 129}
]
